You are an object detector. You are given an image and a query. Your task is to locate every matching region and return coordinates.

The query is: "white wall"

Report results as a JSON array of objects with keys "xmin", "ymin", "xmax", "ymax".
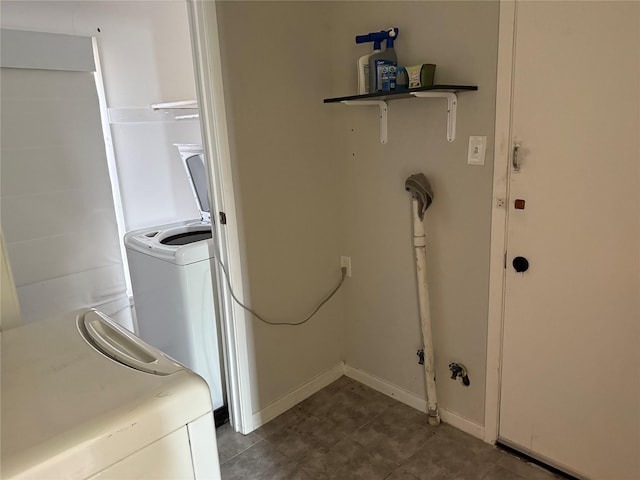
[
  {"xmin": 0, "ymin": 1, "xmax": 202, "ymax": 231},
  {"xmin": 216, "ymin": 1, "xmax": 346, "ymax": 412},
  {"xmin": 1, "ymin": 65, "xmax": 129, "ymax": 325},
  {"xmin": 216, "ymin": 1, "xmax": 499, "ymax": 425},
  {"xmin": 333, "ymin": 1, "xmax": 499, "ymax": 427}
]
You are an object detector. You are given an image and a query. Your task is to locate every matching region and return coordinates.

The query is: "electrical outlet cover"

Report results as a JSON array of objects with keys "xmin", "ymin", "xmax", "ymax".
[{"xmin": 340, "ymin": 256, "xmax": 352, "ymax": 277}]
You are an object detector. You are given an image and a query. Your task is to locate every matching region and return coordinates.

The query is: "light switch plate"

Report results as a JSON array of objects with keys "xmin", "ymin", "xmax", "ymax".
[{"xmin": 467, "ymin": 136, "xmax": 487, "ymax": 166}]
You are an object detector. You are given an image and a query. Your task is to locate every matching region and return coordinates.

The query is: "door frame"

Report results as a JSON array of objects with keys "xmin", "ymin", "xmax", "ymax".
[
  {"xmin": 484, "ymin": 0, "xmax": 517, "ymax": 445},
  {"xmin": 186, "ymin": 0, "xmax": 255, "ymax": 434}
]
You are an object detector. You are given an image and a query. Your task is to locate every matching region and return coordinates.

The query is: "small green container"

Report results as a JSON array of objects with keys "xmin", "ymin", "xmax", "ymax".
[{"xmin": 406, "ymin": 64, "xmax": 436, "ymax": 88}]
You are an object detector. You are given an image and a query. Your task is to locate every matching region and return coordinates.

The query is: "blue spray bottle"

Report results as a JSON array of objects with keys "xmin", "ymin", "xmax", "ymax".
[{"xmin": 355, "ymin": 28, "xmax": 399, "ymax": 93}]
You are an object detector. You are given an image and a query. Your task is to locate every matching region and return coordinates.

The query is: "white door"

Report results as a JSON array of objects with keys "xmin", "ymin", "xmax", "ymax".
[{"xmin": 499, "ymin": 2, "xmax": 639, "ymax": 479}]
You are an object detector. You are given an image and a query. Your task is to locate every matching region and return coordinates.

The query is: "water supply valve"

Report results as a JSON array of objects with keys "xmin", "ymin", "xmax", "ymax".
[{"xmin": 448, "ymin": 362, "xmax": 470, "ymax": 386}]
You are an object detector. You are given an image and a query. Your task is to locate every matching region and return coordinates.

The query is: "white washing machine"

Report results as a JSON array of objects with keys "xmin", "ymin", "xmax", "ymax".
[
  {"xmin": 1, "ymin": 308, "xmax": 220, "ymax": 479},
  {"xmin": 124, "ymin": 144, "xmax": 225, "ymax": 413}
]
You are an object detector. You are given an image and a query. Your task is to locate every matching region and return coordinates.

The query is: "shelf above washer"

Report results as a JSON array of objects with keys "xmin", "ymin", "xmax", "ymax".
[{"xmin": 324, "ymin": 85, "xmax": 478, "ymax": 144}]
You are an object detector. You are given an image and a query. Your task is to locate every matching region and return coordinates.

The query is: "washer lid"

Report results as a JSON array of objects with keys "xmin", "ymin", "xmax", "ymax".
[
  {"xmin": 80, "ymin": 310, "xmax": 184, "ymax": 375},
  {"xmin": 175, "ymin": 144, "xmax": 210, "ymax": 223}
]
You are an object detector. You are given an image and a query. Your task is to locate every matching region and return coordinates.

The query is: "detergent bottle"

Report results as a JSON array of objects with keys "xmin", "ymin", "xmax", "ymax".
[
  {"xmin": 355, "ymin": 28, "xmax": 399, "ymax": 94},
  {"xmin": 368, "ymin": 28, "xmax": 398, "ymax": 92}
]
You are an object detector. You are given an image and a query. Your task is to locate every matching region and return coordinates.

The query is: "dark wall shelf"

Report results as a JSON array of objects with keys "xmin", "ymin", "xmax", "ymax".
[
  {"xmin": 323, "ymin": 85, "xmax": 478, "ymax": 104},
  {"xmin": 323, "ymin": 84, "xmax": 478, "ymax": 144}
]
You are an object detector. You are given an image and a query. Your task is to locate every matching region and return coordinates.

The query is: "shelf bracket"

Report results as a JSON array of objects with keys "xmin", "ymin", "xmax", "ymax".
[
  {"xmin": 410, "ymin": 91, "xmax": 458, "ymax": 142},
  {"xmin": 341, "ymin": 100, "xmax": 388, "ymax": 144}
]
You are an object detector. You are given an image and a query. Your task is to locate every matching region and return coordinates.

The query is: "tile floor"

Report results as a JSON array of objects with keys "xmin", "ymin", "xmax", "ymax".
[{"xmin": 216, "ymin": 376, "xmax": 562, "ymax": 480}]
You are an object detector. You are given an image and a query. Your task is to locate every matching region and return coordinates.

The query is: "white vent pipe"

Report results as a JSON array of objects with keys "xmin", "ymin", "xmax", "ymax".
[{"xmin": 411, "ymin": 197, "xmax": 440, "ymax": 425}]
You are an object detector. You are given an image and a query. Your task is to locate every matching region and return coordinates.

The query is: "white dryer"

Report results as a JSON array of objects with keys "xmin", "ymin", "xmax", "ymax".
[
  {"xmin": 124, "ymin": 144, "xmax": 225, "ymax": 413},
  {"xmin": 1, "ymin": 309, "xmax": 220, "ymax": 479}
]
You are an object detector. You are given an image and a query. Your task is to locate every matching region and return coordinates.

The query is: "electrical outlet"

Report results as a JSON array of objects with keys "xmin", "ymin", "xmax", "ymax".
[
  {"xmin": 340, "ymin": 256, "xmax": 352, "ymax": 277},
  {"xmin": 467, "ymin": 136, "xmax": 487, "ymax": 166}
]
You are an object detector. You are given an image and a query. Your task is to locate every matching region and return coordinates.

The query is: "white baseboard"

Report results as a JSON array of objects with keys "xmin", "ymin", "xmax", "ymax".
[
  {"xmin": 439, "ymin": 408, "xmax": 485, "ymax": 440},
  {"xmin": 344, "ymin": 365, "xmax": 485, "ymax": 440},
  {"xmin": 252, "ymin": 362, "xmax": 345, "ymax": 429},
  {"xmin": 251, "ymin": 362, "xmax": 485, "ymax": 441},
  {"xmin": 344, "ymin": 365, "xmax": 427, "ymax": 412}
]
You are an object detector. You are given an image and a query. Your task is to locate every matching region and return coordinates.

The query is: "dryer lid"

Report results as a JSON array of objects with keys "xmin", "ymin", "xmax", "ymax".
[
  {"xmin": 1, "ymin": 309, "xmax": 213, "ymax": 479},
  {"xmin": 80, "ymin": 310, "xmax": 184, "ymax": 375},
  {"xmin": 174, "ymin": 144, "xmax": 210, "ymax": 223}
]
